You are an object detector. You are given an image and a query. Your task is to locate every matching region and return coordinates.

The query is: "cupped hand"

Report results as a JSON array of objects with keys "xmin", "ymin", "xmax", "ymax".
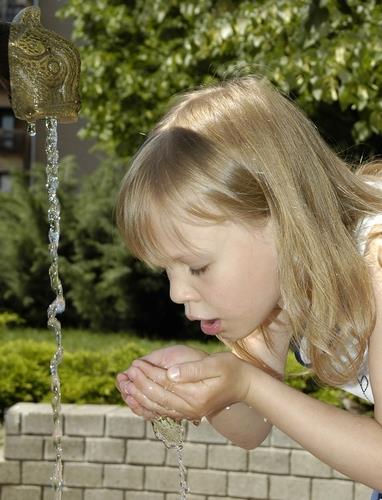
[
  {"xmin": 117, "ymin": 347, "xmax": 252, "ymax": 421},
  {"xmin": 116, "ymin": 344, "xmax": 208, "ymax": 420}
]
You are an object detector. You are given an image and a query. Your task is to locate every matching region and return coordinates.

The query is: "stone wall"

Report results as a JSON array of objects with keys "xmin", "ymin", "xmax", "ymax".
[{"xmin": 0, "ymin": 403, "xmax": 372, "ymax": 500}]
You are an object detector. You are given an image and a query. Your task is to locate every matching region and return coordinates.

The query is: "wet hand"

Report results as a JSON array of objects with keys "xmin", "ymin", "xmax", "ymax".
[
  {"xmin": 118, "ymin": 350, "xmax": 252, "ymax": 421},
  {"xmin": 163, "ymin": 351, "xmax": 253, "ymax": 418},
  {"xmin": 116, "ymin": 345, "xmax": 208, "ymax": 420}
]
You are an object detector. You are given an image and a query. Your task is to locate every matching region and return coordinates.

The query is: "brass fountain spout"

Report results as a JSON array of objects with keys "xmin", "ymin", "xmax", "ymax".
[{"xmin": 0, "ymin": 6, "xmax": 80, "ymax": 123}]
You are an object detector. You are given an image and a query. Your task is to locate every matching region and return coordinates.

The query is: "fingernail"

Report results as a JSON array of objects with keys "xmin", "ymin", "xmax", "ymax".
[
  {"xmin": 167, "ymin": 367, "xmax": 180, "ymax": 381},
  {"xmin": 128, "ymin": 368, "xmax": 137, "ymax": 381},
  {"xmin": 122, "ymin": 382, "xmax": 130, "ymax": 394}
]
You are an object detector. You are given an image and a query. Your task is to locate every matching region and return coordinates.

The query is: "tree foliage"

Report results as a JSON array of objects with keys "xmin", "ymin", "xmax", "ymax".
[
  {"xmin": 59, "ymin": 0, "xmax": 382, "ymax": 160},
  {"xmin": 0, "ymin": 158, "xmax": 197, "ymax": 338}
]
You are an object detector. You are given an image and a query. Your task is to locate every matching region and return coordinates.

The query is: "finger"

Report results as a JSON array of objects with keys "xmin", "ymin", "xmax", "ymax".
[
  {"xmin": 167, "ymin": 356, "xmax": 222, "ymax": 383},
  {"xmin": 116, "ymin": 373, "xmax": 130, "ymax": 393},
  {"xmin": 128, "ymin": 367, "xmax": 196, "ymax": 419},
  {"xmin": 131, "ymin": 360, "xmax": 169, "ymax": 388},
  {"xmin": 140, "ymin": 345, "xmax": 207, "ymax": 368},
  {"xmin": 124, "ymin": 395, "xmax": 157, "ymax": 420}
]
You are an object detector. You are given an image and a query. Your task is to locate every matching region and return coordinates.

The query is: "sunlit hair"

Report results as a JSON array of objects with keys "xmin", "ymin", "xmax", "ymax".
[{"xmin": 116, "ymin": 76, "xmax": 382, "ymax": 386}]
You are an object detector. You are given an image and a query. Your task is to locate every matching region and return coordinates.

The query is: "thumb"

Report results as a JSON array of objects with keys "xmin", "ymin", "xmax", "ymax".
[{"xmin": 167, "ymin": 358, "xmax": 215, "ymax": 383}]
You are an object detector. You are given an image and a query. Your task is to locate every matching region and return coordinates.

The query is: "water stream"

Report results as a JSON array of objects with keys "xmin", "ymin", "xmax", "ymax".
[
  {"xmin": 28, "ymin": 118, "xmax": 191, "ymax": 499},
  {"xmin": 28, "ymin": 118, "xmax": 65, "ymax": 499},
  {"xmin": 152, "ymin": 417, "xmax": 189, "ymax": 499}
]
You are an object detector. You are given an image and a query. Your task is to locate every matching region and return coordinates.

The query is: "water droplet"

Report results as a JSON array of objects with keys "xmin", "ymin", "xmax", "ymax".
[{"xmin": 27, "ymin": 122, "xmax": 36, "ymax": 136}]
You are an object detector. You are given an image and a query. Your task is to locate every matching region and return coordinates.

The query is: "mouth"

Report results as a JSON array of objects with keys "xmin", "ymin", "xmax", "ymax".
[{"xmin": 200, "ymin": 319, "xmax": 221, "ymax": 336}]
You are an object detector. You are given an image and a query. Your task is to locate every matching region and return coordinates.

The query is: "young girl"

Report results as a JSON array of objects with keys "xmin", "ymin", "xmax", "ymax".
[{"xmin": 115, "ymin": 76, "xmax": 382, "ymax": 496}]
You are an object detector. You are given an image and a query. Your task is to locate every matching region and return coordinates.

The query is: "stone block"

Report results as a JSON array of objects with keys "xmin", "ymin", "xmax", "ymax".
[
  {"xmin": 208, "ymin": 445, "xmax": 247, "ymax": 471},
  {"xmin": 84, "ymin": 489, "xmax": 123, "ymax": 500},
  {"xmin": 166, "ymin": 443, "xmax": 207, "ymax": 469},
  {"xmin": 249, "ymin": 447, "xmax": 290, "ymax": 474},
  {"xmin": 311, "ymin": 479, "xmax": 353, "ymax": 500},
  {"xmin": 126, "ymin": 440, "xmax": 165, "ymax": 465},
  {"xmin": 145, "ymin": 420, "xmax": 157, "ymax": 440},
  {"xmin": 145, "ymin": 466, "xmax": 182, "ymax": 493},
  {"xmin": 1, "ymin": 485, "xmax": 41, "ymax": 500},
  {"xmin": 228, "ymin": 471, "xmax": 268, "ymax": 499},
  {"xmin": 45, "ymin": 436, "xmax": 85, "ymax": 461},
  {"xmin": 85, "ymin": 438, "xmax": 125, "ymax": 463},
  {"xmin": 43, "ymin": 486, "xmax": 83, "ymax": 500},
  {"xmin": 4, "ymin": 405, "xmax": 21, "ymax": 435},
  {"xmin": 22, "ymin": 404, "xmax": 54, "ymax": 435},
  {"xmin": 270, "ymin": 427, "xmax": 301, "ymax": 449},
  {"xmin": 188, "ymin": 469, "xmax": 227, "ymax": 496},
  {"xmin": 0, "ymin": 458, "xmax": 20, "ymax": 484},
  {"xmin": 125, "ymin": 493, "xmax": 164, "ymax": 500},
  {"xmin": 355, "ymin": 483, "xmax": 373, "ymax": 500},
  {"xmin": 208, "ymin": 498, "xmax": 243, "ymax": 500},
  {"xmin": 186, "ymin": 420, "xmax": 227, "ymax": 444},
  {"xmin": 269, "ymin": 475, "xmax": 310, "ymax": 500},
  {"xmin": 291, "ymin": 450, "xmax": 331, "ymax": 478},
  {"xmin": 106, "ymin": 407, "xmax": 145, "ymax": 438},
  {"xmin": 104, "ymin": 464, "xmax": 144, "ymax": 489},
  {"xmin": 64, "ymin": 463, "xmax": 103, "ymax": 488},
  {"xmin": 259, "ymin": 432, "xmax": 271, "ymax": 447},
  {"xmin": 166, "ymin": 495, "xmax": 206, "ymax": 500},
  {"xmin": 22, "ymin": 461, "xmax": 54, "ymax": 486},
  {"xmin": 5, "ymin": 435, "xmax": 43, "ymax": 460},
  {"xmin": 65, "ymin": 405, "xmax": 118, "ymax": 437}
]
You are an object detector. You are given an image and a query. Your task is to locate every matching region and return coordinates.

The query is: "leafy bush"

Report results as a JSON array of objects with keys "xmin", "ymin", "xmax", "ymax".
[
  {"xmin": 0, "ymin": 339, "xmax": 146, "ymax": 412},
  {"xmin": 0, "ymin": 157, "xmax": 81, "ymax": 327},
  {"xmin": 0, "ymin": 157, "xmax": 198, "ymax": 338},
  {"xmin": 59, "ymin": 0, "xmax": 382, "ymax": 160},
  {"xmin": 0, "ymin": 312, "xmax": 24, "ymax": 330},
  {"xmin": 0, "ymin": 339, "xmax": 372, "ymax": 415}
]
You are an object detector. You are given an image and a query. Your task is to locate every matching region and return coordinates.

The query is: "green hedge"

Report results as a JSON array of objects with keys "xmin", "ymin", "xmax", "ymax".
[
  {"xmin": 0, "ymin": 339, "xmax": 372, "ymax": 416},
  {"xmin": 0, "ymin": 339, "xmax": 145, "ymax": 411}
]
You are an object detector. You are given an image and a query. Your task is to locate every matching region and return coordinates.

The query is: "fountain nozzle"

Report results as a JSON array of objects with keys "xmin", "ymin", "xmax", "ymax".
[{"xmin": 0, "ymin": 6, "xmax": 80, "ymax": 124}]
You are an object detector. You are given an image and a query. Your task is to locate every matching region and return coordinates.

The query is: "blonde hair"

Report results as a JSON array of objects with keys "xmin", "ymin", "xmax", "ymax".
[{"xmin": 117, "ymin": 76, "xmax": 382, "ymax": 386}]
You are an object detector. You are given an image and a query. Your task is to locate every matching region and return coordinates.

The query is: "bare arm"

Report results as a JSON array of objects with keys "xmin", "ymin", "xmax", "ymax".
[
  {"xmin": 206, "ymin": 309, "xmax": 291, "ymax": 448},
  {"xmin": 244, "ymin": 367, "xmax": 382, "ymax": 490}
]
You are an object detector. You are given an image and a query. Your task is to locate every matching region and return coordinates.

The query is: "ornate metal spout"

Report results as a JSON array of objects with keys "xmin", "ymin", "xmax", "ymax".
[{"xmin": 0, "ymin": 6, "xmax": 80, "ymax": 123}]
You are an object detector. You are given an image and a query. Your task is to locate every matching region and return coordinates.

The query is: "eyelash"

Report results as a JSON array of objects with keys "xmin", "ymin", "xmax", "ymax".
[{"xmin": 190, "ymin": 265, "xmax": 209, "ymax": 276}]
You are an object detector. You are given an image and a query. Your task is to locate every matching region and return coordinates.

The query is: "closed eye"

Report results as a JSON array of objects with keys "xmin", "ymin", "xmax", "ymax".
[{"xmin": 190, "ymin": 265, "xmax": 209, "ymax": 276}]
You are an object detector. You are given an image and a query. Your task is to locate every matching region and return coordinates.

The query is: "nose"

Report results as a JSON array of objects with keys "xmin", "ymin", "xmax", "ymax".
[{"xmin": 168, "ymin": 272, "xmax": 200, "ymax": 305}]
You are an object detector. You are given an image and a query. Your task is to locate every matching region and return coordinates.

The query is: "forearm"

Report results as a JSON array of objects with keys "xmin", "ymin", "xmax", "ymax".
[
  {"xmin": 246, "ymin": 367, "xmax": 382, "ymax": 490},
  {"xmin": 207, "ymin": 401, "xmax": 271, "ymax": 449}
]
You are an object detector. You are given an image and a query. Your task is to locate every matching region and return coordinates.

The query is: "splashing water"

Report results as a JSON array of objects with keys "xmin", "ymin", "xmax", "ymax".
[
  {"xmin": 152, "ymin": 417, "xmax": 189, "ymax": 499},
  {"xmin": 38, "ymin": 117, "xmax": 64, "ymax": 499}
]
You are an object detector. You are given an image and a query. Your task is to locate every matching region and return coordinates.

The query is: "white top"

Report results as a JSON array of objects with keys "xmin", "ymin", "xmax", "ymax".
[{"xmin": 341, "ymin": 209, "xmax": 382, "ymax": 404}]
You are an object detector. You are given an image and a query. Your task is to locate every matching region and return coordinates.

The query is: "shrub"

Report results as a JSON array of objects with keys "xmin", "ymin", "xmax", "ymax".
[
  {"xmin": 0, "ymin": 339, "xmax": 146, "ymax": 412},
  {"xmin": 0, "ymin": 312, "xmax": 24, "ymax": 330},
  {"xmin": 59, "ymin": 0, "xmax": 382, "ymax": 160}
]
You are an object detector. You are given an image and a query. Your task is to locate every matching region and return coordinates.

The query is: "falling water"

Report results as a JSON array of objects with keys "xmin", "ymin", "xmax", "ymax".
[
  {"xmin": 152, "ymin": 417, "xmax": 189, "ymax": 499},
  {"xmin": 30, "ymin": 117, "xmax": 65, "ymax": 499}
]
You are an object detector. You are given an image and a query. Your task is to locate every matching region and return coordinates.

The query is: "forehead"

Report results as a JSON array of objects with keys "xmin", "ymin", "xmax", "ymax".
[{"xmin": 148, "ymin": 211, "xmax": 222, "ymax": 266}]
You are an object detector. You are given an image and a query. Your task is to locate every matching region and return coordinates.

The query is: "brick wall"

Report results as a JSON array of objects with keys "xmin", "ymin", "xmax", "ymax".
[{"xmin": 0, "ymin": 403, "xmax": 372, "ymax": 500}]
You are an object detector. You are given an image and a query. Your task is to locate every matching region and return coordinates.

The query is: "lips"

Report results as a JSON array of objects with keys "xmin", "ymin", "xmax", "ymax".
[{"xmin": 200, "ymin": 319, "xmax": 221, "ymax": 335}]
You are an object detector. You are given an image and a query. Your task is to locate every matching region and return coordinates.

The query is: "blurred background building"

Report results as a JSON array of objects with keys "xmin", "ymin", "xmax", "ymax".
[{"xmin": 0, "ymin": 0, "xmax": 100, "ymax": 192}]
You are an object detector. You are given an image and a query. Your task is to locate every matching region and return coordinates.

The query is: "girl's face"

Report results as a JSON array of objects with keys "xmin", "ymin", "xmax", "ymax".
[{"xmin": 153, "ymin": 215, "xmax": 281, "ymax": 342}]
